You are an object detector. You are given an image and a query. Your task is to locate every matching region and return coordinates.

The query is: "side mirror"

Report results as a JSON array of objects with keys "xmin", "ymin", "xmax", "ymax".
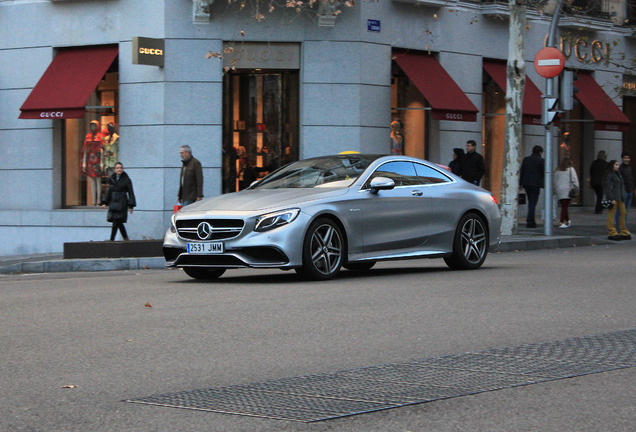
[{"xmin": 369, "ymin": 176, "xmax": 395, "ymax": 194}]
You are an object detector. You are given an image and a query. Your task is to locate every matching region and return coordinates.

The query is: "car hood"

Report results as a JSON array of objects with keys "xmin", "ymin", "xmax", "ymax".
[{"xmin": 179, "ymin": 188, "xmax": 349, "ymax": 213}]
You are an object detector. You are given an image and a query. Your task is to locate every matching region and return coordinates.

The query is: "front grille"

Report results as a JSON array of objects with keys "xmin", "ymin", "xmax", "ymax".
[{"xmin": 176, "ymin": 219, "xmax": 244, "ymax": 241}]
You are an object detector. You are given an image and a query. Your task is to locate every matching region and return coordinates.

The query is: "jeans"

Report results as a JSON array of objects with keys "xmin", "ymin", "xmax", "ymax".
[
  {"xmin": 524, "ymin": 186, "xmax": 540, "ymax": 225},
  {"xmin": 615, "ymin": 192, "xmax": 633, "ymax": 226},
  {"xmin": 181, "ymin": 200, "xmax": 195, "ymax": 207},
  {"xmin": 592, "ymin": 184, "xmax": 604, "ymax": 213},
  {"xmin": 559, "ymin": 199, "xmax": 571, "ymax": 224},
  {"xmin": 608, "ymin": 200, "xmax": 630, "ymax": 236}
]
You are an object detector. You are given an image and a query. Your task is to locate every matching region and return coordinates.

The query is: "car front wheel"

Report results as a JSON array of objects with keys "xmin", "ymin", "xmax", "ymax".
[
  {"xmin": 183, "ymin": 267, "xmax": 226, "ymax": 280},
  {"xmin": 444, "ymin": 212, "xmax": 488, "ymax": 270},
  {"xmin": 296, "ymin": 218, "xmax": 344, "ymax": 281}
]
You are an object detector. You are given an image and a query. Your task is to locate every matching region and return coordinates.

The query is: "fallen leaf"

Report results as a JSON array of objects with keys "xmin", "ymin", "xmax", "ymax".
[{"xmin": 145, "ymin": 302, "xmax": 152, "ymax": 308}]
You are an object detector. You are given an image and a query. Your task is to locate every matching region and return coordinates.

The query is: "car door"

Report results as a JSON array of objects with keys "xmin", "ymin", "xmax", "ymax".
[
  {"xmin": 412, "ymin": 162, "xmax": 455, "ymax": 247},
  {"xmin": 359, "ymin": 161, "xmax": 432, "ymax": 254}
]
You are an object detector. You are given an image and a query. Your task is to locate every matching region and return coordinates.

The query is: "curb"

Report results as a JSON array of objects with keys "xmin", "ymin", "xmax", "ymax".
[
  {"xmin": 0, "ymin": 257, "xmax": 166, "ymax": 275},
  {"xmin": 0, "ymin": 234, "xmax": 615, "ymax": 275}
]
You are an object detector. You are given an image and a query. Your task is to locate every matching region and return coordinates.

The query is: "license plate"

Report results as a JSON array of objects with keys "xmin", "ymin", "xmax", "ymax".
[{"xmin": 187, "ymin": 242, "xmax": 224, "ymax": 254}]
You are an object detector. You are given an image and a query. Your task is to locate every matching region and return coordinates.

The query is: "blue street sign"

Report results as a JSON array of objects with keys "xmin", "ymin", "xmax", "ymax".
[{"xmin": 367, "ymin": 19, "xmax": 381, "ymax": 32}]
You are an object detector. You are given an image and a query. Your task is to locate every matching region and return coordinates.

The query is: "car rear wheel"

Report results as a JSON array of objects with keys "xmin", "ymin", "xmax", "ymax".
[
  {"xmin": 444, "ymin": 212, "xmax": 488, "ymax": 270},
  {"xmin": 344, "ymin": 261, "xmax": 376, "ymax": 271},
  {"xmin": 296, "ymin": 218, "xmax": 344, "ymax": 280},
  {"xmin": 183, "ymin": 267, "xmax": 226, "ymax": 280}
]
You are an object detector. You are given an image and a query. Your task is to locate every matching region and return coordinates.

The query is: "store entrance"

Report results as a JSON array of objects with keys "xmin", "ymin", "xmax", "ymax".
[{"xmin": 222, "ymin": 71, "xmax": 299, "ymax": 193}]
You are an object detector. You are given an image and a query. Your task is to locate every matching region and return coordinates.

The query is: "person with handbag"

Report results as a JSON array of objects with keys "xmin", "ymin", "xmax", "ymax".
[
  {"xmin": 101, "ymin": 162, "xmax": 136, "ymax": 241},
  {"xmin": 605, "ymin": 159, "xmax": 632, "ymax": 241},
  {"xmin": 553, "ymin": 157, "xmax": 579, "ymax": 229}
]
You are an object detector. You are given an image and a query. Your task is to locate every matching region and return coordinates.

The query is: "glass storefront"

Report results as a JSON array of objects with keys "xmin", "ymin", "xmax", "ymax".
[
  {"xmin": 63, "ymin": 71, "xmax": 119, "ymax": 207},
  {"xmin": 391, "ymin": 65, "xmax": 428, "ymax": 160},
  {"xmin": 222, "ymin": 71, "xmax": 299, "ymax": 193}
]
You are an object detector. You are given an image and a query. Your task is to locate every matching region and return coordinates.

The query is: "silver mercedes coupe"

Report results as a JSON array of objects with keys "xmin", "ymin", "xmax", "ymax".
[{"xmin": 163, "ymin": 154, "xmax": 501, "ymax": 280}]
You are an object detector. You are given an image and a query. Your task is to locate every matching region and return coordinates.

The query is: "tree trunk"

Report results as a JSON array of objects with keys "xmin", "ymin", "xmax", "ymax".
[{"xmin": 500, "ymin": 0, "xmax": 527, "ymax": 235}]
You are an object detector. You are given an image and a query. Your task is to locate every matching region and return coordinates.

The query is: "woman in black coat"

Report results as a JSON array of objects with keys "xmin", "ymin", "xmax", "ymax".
[{"xmin": 101, "ymin": 162, "xmax": 136, "ymax": 241}]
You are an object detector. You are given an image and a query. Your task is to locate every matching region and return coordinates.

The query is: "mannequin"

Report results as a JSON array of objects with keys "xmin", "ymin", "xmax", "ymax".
[
  {"xmin": 102, "ymin": 122, "xmax": 120, "ymax": 176},
  {"xmin": 80, "ymin": 120, "xmax": 104, "ymax": 205},
  {"xmin": 390, "ymin": 120, "xmax": 404, "ymax": 155}
]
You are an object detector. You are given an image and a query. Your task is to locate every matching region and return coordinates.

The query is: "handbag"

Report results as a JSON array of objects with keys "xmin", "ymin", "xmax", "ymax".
[
  {"xmin": 601, "ymin": 199, "xmax": 614, "ymax": 209},
  {"xmin": 568, "ymin": 168, "xmax": 579, "ymax": 198}
]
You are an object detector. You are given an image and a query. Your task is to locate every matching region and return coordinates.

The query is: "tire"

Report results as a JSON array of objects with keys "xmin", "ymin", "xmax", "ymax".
[
  {"xmin": 444, "ymin": 212, "xmax": 489, "ymax": 270},
  {"xmin": 344, "ymin": 261, "xmax": 376, "ymax": 271},
  {"xmin": 183, "ymin": 267, "xmax": 226, "ymax": 280},
  {"xmin": 295, "ymin": 218, "xmax": 344, "ymax": 280}
]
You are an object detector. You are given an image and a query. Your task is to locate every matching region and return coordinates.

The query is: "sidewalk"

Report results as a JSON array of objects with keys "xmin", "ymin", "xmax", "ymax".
[{"xmin": 0, "ymin": 208, "xmax": 629, "ymax": 275}]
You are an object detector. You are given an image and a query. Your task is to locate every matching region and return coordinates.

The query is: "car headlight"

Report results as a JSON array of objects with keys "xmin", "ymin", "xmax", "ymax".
[
  {"xmin": 170, "ymin": 214, "xmax": 177, "ymax": 233},
  {"xmin": 255, "ymin": 208, "xmax": 300, "ymax": 232}
]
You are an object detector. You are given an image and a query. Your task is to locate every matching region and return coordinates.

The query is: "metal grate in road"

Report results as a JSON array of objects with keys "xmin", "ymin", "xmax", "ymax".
[{"xmin": 125, "ymin": 329, "xmax": 636, "ymax": 422}]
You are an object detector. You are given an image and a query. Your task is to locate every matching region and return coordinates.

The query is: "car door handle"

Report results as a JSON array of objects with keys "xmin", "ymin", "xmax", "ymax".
[{"xmin": 411, "ymin": 190, "xmax": 423, "ymax": 196}]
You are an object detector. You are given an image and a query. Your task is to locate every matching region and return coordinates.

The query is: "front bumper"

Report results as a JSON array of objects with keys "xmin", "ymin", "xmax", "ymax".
[{"xmin": 163, "ymin": 213, "xmax": 310, "ymax": 269}]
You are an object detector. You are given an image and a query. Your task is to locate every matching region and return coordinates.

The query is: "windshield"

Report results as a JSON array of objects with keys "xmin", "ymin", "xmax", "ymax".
[{"xmin": 253, "ymin": 154, "xmax": 382, "ymax": 189}]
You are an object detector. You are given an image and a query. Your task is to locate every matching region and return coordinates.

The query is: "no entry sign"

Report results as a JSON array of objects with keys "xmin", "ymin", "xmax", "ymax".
[{"xmin": 534, "ymin": 47, "xmax": 565, "ymax": 78}]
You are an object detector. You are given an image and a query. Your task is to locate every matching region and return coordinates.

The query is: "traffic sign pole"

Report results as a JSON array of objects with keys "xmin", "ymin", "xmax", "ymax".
[{"xmin": 541, "ymin": 0, "xmax": 565, "ymax": 237}]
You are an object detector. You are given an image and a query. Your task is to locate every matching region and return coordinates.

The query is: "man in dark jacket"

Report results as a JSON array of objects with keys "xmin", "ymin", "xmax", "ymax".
[
  {"xmin": 460, "ymin": 140, "xmax": 485, "ymax": 186},
  {"xmin": 617, "ymin": 151, "xmax": 633, "ymax": 222},
  {"xmin": 520, "ymin": 145, "xmax": 544, "ymax": 228},
  {"xmin": 178, "ymin": 145, "xmax": 204, "ymax": 206},
  {"xmin": 589, "ymin": 150, "xmax": 608, "ymax": 214}
]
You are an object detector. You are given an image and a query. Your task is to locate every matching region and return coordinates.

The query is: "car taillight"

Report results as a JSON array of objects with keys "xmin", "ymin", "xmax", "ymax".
[{"xmin": 491, "ymin": 194, "xmax": 498, "ymax": 205}]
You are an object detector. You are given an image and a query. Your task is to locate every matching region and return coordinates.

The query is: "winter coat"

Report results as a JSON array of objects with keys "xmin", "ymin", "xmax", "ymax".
[
  {"xmin": 460, "ymin": 152, "xmax": 485, "ymax": 185},
  {"xmin": 520, "ymin": 153, "xmax": 545, "ymax": 188},
  {"xmin": 178, "ymin": 156, "xmax": 204, "ymax": 202},
  {"xmin": 618, "ymin": 163, "xmax": 634, "ymax": 193},
  {"xmin": 553, "ymin": 166, "xmax": 579, "ymax": 200},
  {"xmin": 102, "ymin": 171, "xmax": 136, "ymax": 222},
  {"xmin": 605, "ymin": 171, "xmax": 626, "ymax": 202},
  {"xmin": 589, "ymin": 159, "xmax": 608, "ymax": 188}
]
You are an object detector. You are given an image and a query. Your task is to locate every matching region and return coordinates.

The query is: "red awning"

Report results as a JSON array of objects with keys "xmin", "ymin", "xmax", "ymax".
[
  {"xmin": 393, "ymin": 52, "xmax": 479, "ymax": 122},
  {"xmin": 482, "ymin": 60, "xmax": 543, "ymax": 126},
  {"xmin": 574, "ymin": 72, "xmax": 630, "ymax": 132},
  {"xmin": 19, "ymin": 45, "xmax": 118, "ymax": 120}
]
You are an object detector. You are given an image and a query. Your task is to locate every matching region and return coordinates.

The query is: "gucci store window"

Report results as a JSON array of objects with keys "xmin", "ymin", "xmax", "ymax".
[
  {"xmin": 63, "ymin": 71, "xmax": 119, "ymax": 208},
  {"xmin": 222, "ymin": 71, "xmax": 299, "ymax": 193}
]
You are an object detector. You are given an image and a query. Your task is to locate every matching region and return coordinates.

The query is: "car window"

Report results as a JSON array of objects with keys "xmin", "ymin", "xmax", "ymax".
[
  {"xmin": 414, "ymin": 163, "xmax": 452, "ymax": 184},
  {"xmin": 366, "ymin": 161, "xmax": 421, "ymax": 187},
  {"xmin": 254, "ymin": 155, "xmax": 380, "ymax": 189}
]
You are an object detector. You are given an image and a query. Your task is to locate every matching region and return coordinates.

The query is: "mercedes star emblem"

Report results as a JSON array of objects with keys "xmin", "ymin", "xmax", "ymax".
[{"xmin": 196, "ymin": 222, "xmax": 213, "ymax": 240}]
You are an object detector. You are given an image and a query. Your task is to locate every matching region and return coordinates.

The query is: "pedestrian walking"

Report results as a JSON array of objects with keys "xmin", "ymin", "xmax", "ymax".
[
  {"xmin": 615, "ymin": 151, "xmax": 633, "ymax": 226},
  {"xmin": 520, "ymin": 145, "xmax": 544, "ymax": 228},
  {"xmin": 101, "ymin": 162, "xmax": 136, "ymax": 241},
  {"xmin": 553, "ymin": 157, "xmax": 579, "ymax": 229},
  {"xmin": 460, "ymin": 140, "xmax": 485, "ymax": 186},
  {"xmin": 178, "ymin": 145, "xmax": 204, "ymax": 206},
  {"xmin": 589, "ymin": 150, "xmax": 608, "ymax": 214},
  {"xmin": 448, "ymin": 148, "xmax": 464, "ymax": 176},
  {"xmin": 606, "ymin": 159, "xmax": 632, "ymax": 241}
]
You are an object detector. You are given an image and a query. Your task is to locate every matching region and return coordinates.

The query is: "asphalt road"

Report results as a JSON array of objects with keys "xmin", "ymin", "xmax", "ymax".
[{"xmin": 1, "ymin": 243, "xmax": 635, "ymax": 432}]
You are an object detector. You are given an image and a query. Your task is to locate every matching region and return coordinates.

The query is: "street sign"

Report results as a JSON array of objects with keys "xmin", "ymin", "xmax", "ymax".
[{"xmin": 534, "ymin": 47, "xmax": 565, "ymax": 78}]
